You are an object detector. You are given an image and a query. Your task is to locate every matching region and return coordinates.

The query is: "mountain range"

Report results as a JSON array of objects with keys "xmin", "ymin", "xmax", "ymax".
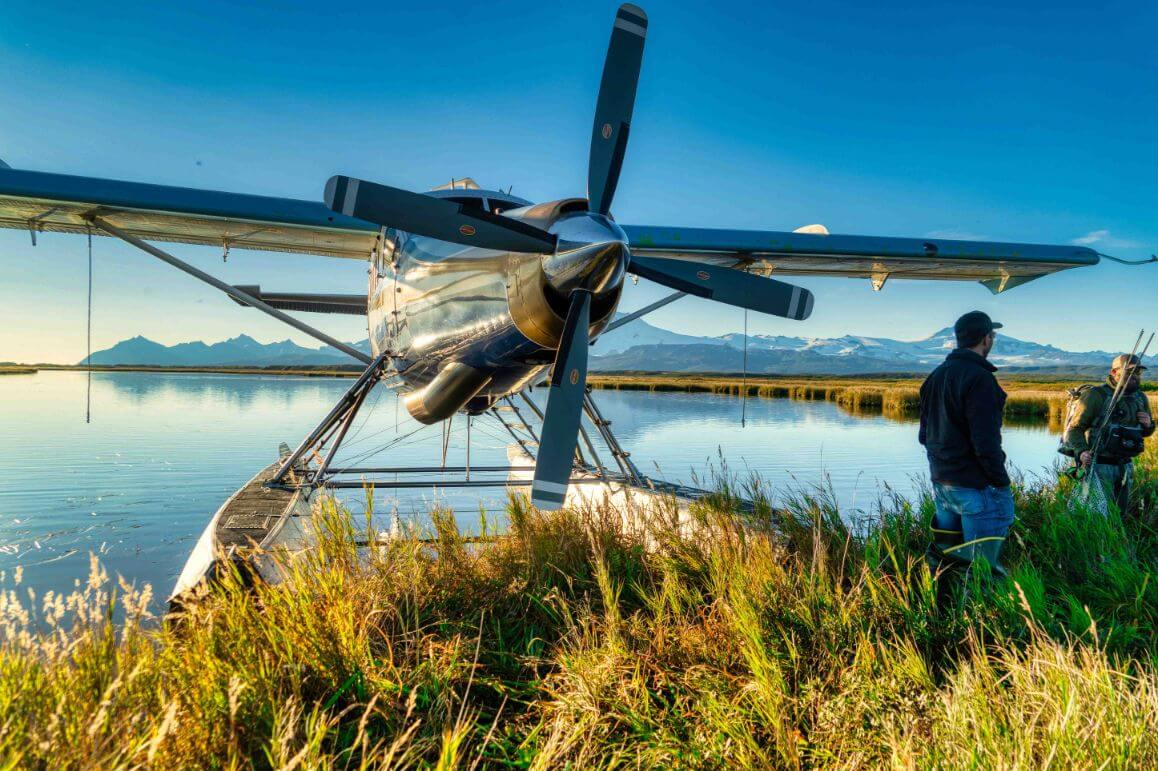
[
  {"xmin": 593, "ymin": 321, "xmax": 1112, "ymax": 374},
  {"xmin": 85, "ymin": 335, "xmax": 370, "ymax": 367},
  {"xmin": 80, "ymin": 318, "xmax": 1113, "ymax": 375}
]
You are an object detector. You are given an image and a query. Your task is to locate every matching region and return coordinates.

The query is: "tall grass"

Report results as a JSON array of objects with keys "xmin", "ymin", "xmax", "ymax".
[{"xmin": 2, "ymin": 450, "xmax": 1156, "ymax": 767}]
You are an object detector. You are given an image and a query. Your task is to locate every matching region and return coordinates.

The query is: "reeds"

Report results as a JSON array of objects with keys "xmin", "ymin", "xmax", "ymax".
[
  {"xmin": 2, "ymin": 449, "xmax": 1156, "ymax": 767},
  {"xmin": 591, "ymin": 375, "xmax": 1158, "ymax": 430}
]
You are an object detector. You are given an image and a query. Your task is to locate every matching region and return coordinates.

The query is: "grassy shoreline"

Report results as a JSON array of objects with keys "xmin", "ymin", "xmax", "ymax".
[
  {"xmin": 2, "ymin": 446, "xmax": 1155, "ymax": 766},
  {"xmin": 590, "ymin": 372, "xmax": 1158, "ymax": 425},
  {"xmin": 591, "ymin": 373, "xmax": 1092, "ymax": 427},
  {"xmin": 29, "ymin": 368, "xmax": 1155, "ymax": 426}
]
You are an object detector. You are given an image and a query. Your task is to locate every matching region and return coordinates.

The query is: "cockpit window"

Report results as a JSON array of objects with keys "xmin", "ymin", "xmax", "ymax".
[
  {"xmin": 487, "ymin": 198, "xmax": 524, "ymax": 215},
  {"xmin": 445, "ymin": 195, "xmax": 486, "ymax": 211}
]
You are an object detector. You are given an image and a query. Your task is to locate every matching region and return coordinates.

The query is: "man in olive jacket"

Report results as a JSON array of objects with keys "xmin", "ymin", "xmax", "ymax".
[
  {"xmin": 920, "ymin": 311, "xmax": 1014, "ymax": 603},
  {"xmin": 1062, "ymin": 354, "xmax": 1154, "ymax": 515}
]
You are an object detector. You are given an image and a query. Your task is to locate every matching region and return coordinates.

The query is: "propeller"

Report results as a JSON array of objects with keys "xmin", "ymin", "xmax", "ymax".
[
  {"xmin": 324, "ymin": 175, "xmax": 556, "ymax": 254},
  {"xmin": 628, "ymin": 255, "xmax": 814, "ymax": 320},
  {"xmin": 318, "ymin": 5, "xmax": 817, "ymax": 508},
  {"xmin": 588, "ymin": 4, "xmax": 647, "ymax": 215},
  {"xmin": 531, "ymin": 290, "xmax": 592, "ymax": 510},
  {"xmin": 526, "ymin": 3, "xmax": 815, "ymax": 506}
]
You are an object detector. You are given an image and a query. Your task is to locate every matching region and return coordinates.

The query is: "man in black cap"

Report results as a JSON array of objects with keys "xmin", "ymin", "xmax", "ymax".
[
  {"xmin": 1061, "ymin": 353, "xmax": 1153, "ymax": 515},
  {"xmin": 919, "ymin": 310, "xmax": 1014, "ymax": 605}
]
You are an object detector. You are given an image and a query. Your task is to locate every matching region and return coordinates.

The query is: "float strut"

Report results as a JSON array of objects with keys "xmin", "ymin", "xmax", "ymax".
[{"xmin": 270, "ymin": 355, "xmax": 389, "ymax": 483}]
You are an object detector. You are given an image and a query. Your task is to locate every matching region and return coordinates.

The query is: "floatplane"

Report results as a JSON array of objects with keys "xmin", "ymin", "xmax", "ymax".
[{"xmin": 0, "ymin": 4, "xmax": 1131, "ymax": 603}]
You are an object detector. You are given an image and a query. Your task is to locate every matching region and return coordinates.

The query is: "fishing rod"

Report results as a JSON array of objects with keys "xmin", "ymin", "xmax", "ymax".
[
  {"xmin": 1069, "ymin": 329, "xmax": 1152, "ymax": 480},
  {"xmin": 1091, "ymin": 331, "xmax": 1153, "ymax": 462}
]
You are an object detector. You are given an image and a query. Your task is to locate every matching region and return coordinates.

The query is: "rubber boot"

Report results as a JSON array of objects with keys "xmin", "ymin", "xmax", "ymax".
[
  {"xmin": 926, "ymin": 527, "xmax": 965, "ymax": 615},
  {"xmin": 926, "ymin": 528, "xmax": 962, "ymax": 572},
  {"xmin": 968, "ymin": 536, "xmax": 1008, "ymax": 580}
]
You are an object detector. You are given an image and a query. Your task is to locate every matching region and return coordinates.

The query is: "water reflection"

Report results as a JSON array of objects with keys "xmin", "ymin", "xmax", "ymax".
[
  {"xmin": 98, "ymin": 371, "xmax": 345, "ymax": 411},
  {"xmin": 1, "ymin": 371, "xmax": 1066, "ymax": 614}
]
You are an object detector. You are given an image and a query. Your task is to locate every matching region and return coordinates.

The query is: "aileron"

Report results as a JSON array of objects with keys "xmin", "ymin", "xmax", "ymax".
[{"xmin": 621, "ymin": 224, "xmax": 1099, "ymax": 290}]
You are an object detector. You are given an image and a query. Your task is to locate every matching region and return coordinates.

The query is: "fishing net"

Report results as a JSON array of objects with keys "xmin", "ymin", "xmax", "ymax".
[{"xmin": 1070, "ymin": 466, "xmax": 1112, "ymax": 517}]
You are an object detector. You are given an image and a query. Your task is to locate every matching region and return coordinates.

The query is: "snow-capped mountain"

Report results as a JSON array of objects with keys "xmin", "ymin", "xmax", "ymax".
[
  {"xmin": 736, "ymin": 329, "xmax": 1104, "ymax": 368},
  {"xmin": 81, "ymin": 319, "xmax": 1111, "ymax": 375},
  {"xmin": 593, "ymin": 321, "xmax": 1112, "ymax": 373}
]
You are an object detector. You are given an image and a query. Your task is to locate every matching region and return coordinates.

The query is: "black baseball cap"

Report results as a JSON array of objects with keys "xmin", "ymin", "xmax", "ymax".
[{"xmin": 954, "ymin": 310, "xmax": 1003, "ymax": 347}]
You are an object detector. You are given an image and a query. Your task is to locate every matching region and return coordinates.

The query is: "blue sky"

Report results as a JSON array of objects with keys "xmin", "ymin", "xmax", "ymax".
[{"xmin": 1, "ymin": 0, "xmax": 1155, "ymax": 364}]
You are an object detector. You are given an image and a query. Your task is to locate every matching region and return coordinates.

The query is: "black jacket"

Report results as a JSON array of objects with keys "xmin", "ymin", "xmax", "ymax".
[{"xmin": 919, "ymin": 348, "xmax": 1010, "ymax": 488}]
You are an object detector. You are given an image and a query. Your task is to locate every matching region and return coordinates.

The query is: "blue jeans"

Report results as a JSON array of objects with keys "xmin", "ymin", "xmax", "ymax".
[{"xmin": 928, "ymin": 483, "xmax": 1015, "ymax": 575}]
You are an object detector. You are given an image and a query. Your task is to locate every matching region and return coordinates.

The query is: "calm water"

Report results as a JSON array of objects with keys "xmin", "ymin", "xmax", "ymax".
[{"xmin": 0, "ymin": 371, "xmax": 1064, "ymax": 608}]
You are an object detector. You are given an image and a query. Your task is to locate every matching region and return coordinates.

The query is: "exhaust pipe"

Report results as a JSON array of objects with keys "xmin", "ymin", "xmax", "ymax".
[{"xmin": 403, "ymin": 362, "xmax": 492, "ymax": 424}]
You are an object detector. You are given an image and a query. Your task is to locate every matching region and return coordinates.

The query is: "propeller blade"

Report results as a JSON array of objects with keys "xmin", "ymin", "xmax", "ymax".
[
  {"xmin": 324, "ymin": 175, "xmax": 557, "ymax": 254},
  {"xmin": 588, "ymin": 4, "xmax": 647, "ymax": 216},
  {"xmin": 531, "ymin": 290, "xmax": 592, "ymax": 510},
  {"xmin": 629, "ymin": 255, "xmax": 815, "ymax": 321}
]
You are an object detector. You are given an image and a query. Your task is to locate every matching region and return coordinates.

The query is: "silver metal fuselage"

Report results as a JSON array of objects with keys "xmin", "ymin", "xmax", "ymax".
[{"xmin": 368, "ymin": 189, "xmax": 627, "ymax": 423}]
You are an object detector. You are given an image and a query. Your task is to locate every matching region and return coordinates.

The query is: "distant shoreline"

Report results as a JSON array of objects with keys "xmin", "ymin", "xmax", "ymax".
[
  {"xmin": 28, "ymin": 364, "xmax": 363, "ymax": 377},
  {"xmin": 19, "ymin": 365, "xmax": 1147, "ymax": 389},
  {"xmin": 26, "ymin": 365, "xmax": 1154, "ymax": 403},
  {"xmin": 14, "ymin": 367, "xmax": 1154, "ymax": 426}
]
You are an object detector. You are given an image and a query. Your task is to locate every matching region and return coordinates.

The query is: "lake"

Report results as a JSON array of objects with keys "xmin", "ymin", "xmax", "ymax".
[{"xmin": 0, "ymin": 371, "xmax": 1065, "ymax": 610}]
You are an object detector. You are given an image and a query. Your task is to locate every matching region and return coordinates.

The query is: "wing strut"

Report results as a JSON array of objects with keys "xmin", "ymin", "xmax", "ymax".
[
  {"xmin": 602, "ymin": 289, "xmax": 687, "ymax": 334},
  {"xmin": 88, "ymin": 217, "xmax": 372, "ymax": 364},
  {"xmin": 602, "ymin": 258, "xmax": 751, "ymax": 335}
]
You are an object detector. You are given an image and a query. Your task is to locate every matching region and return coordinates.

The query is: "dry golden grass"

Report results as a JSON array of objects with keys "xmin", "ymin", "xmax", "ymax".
[
  {"xmin": 2, "ymin": 446, "xmax": 1157, "ymax": 767},
  {"xmin": 589, "ymin": 373, "xmax": 1156, "ymax": 430}
]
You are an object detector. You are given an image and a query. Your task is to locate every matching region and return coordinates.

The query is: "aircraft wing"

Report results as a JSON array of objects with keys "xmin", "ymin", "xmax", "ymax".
[
  {"xmin": 621, "ymin": 224, "xmax": 1099, "ymax": 293},
  {"xmin": 0, "ymin": 167, "xmax": 380, "ymax": 259}
]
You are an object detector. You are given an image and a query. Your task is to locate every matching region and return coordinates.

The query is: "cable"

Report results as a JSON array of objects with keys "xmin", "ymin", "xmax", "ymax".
[
  {"xmin": 339, "ymin": 383, "xmax": 385, "ymax": 449},
  {"xmin": 1097, "ymin": 252, "xmax": 1158, "ymax": 266},
  {"xmin": 740, "ymin": 307, "xmax": 749, "ymax": 428},
  {"xmin": 86, "ymin": 227, "xmax": 93, "ymax": 424}
]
